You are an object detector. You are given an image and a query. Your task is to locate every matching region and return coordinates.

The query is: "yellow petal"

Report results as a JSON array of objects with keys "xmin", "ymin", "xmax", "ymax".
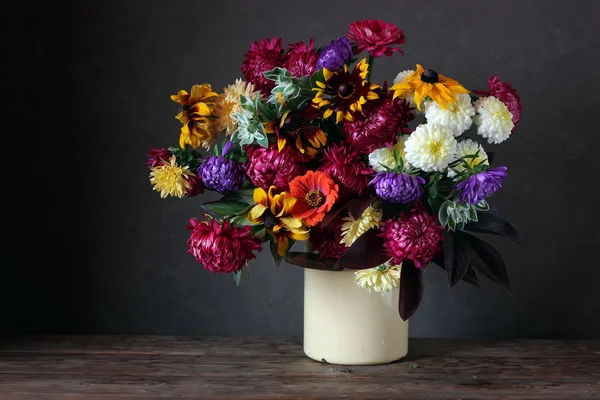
[
  {"xmin": 278, "ymin": 138, "xmax": 287, "ymax": 152},
  {"xmin": 279, "ymin": 216, "xmax": 303, "ymax": 229},
  {"xmin": 290, "ymin": 231, "xmax": 310, "ymax": 241},
  {"xmin": 336, "ymin": 110, "xmax": 344, "ymax": 124},
  {"xmin": 315, "ymin": 81, "xmax": 326, "ymax": 89},
  {"xmin": 277, "ymin": 91, "xmax": 286, "ymax": 106},
  {"xmin": 276, "ymin": 236, "xmax": 289, "ymax": 256},
  {"xmin": 248, "ymin": 204, "xmax": 268, "ymax": 222},
  {"xmin": 323, "ymin": 68, "xmax": 333, "ymax": 81},
  {"xmin": 253, "ymin": 187, "xmax": 268, "ymax": 205},
  {"xmin": 170, "ymin": 90, "xmax": 189, "ymax": 105},
  {"xmin": 323, "ymin": 109, "xmax": 333, "ymax": 119}
]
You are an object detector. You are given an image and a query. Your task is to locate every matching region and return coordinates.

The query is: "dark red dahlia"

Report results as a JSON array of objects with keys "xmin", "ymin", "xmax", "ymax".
[
  {"xmin": 245, "ymin": 143, "xmax": 309, "ymax": 191},
  {"xmin": 146, "ymin": 147, "xmax": 172, "ymax": 167},
  {"xmin": 283, "ymin": 39, "xmax": 319, "ymax": 77},
  {"xmin": 186, "ymin": 174, "xmax": 205, "ymax": 197},
  {"xmin": 310, "ymin": 214, "xmax": 347, "ymax": 260},
  {"xmin": 474, "ymin": 76, "xmax": 521, "ymax": 131},
  {"xmin": 379, "ymin": 202, "xmax": 444, "ymax": 269},
  {"xmin": 241, "ymin": 37, "xmax": 284, "ymax": 94},
  {"xmin": 346, "ymin": 20, "xmax": 406, "ymax": 57},
  {"xmin": 318, "ymin": 142, "xmax": 373, "ymax": 196},
  {"xmin": 342, "ymin": 96, "xmax": 414, "ymax": 152}
]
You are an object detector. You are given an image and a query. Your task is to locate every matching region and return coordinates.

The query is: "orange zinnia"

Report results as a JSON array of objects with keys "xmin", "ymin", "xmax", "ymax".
[{"xmin": 289, "ymin": 171, "xmax": 339, "ymax": 226}]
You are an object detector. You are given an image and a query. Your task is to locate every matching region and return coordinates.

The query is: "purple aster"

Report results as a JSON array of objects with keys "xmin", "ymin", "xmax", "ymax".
[
  {"xmin": 198, "ymin": 155, "xmax": 245, "ymax": 194},
  {"xmin": 455, "ymin": 166, "xmax": 508, "ymax": 205},
  {"xmin": 316, "ymin": 37, "xmax": 353, "ymax": 71},
  {"xmin": 370, "ymin": 172, "xmax": 425, "ymax": 203}
]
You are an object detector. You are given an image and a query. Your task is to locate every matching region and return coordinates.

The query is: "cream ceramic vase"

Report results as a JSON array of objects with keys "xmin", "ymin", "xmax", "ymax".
[{"xmin": 303, "ymin": 268, "xmax": 409, "ymax": 365}]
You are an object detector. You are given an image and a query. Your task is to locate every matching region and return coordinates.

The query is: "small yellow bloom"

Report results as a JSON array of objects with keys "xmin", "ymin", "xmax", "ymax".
[
  {"xmin": 213, "ymin": 79, "xmax": 258, "ymax": 136},
  {"xmin": 247, "ymin": 186, "xmax": 309, "ymax": 256},
  {"xmin": 171, "ymin": 84, "xmax": 219, "ymax": 150},
  {"xmin": 391, "ymin": 64, "xmax": 469, "ymax": 111},
  {"xmin": 355, "ymin": 262, "xmax": 401, "ymax": 293},
  {"xmin": 340, "ymin": 203, "xmax": 383, "ymax": 247},
  {"xmin": 149, "ymin": 155, "xmax": 195, "ymax": 198}
]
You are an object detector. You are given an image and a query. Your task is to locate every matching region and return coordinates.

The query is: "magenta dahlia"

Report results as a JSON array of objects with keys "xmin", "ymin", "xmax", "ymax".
[
  {"xmin": 380, "ymin": 203, "xmax": 444, "ymax": 269},
  {"xmin": 187, "ymin": 217, "xmax": 263, "ymax": 274},
  {"xmin": 342, "ymin": 97, "xmax": 414, "ymax": 151},
  {"xmin": 474, "ymin": 76, "xmax": 521, "ymax": 130},
  {"xmin": 283, "ymin": 39, "xmax": 319, "ymax": 78},
  {"xmin": 146, "ymin": 147, "xmax": 172, "ymax": 167},
  {"xmin": 245, "ymin": 143, "xmax": 308, "ymax": 191},
  {"xmin": 241, "ymin": 37, "xmax": 284, "ymax": 94},
  {"xmin": 318, "ymin": 142, "xmax": 373, "ymax": 196},
  {"xmin": 346, "ymin": 20, "xmax": 406, "ymax": 57},
  {"xmin": 310, "ymin": 215, "xmax": 347, "ymax": 260}
]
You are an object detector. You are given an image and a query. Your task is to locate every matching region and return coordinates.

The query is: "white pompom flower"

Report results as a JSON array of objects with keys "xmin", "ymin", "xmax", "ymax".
[
  {"xmin": 473, "ymin": 96, "xmax": 514, "ymax": 144},
  {"xmin": 368, "ymin": 134, "xmax": 411, "ymax": 172},
  {"xmin": 404, "ymin": 124, "xmax": 457, "ymax": 172},
  {"xmin": 393, "ymin": 70, "xmax": 419, "ymax": 111},
  {"xmin": 424, "ymin": 93, "xmax": 475, "ymax": 137},
  {"xmin": 448, "ymin": 139, "xmax": 489, "ymax": 178}
]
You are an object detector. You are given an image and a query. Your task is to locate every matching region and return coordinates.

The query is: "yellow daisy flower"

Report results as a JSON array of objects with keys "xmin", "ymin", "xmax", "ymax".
[
  {"xmin": 340, "ymin": 203, "xmax": 383, "ymax": 247},
  {"xmin": 149, "ymin": 155, "xmax": 195, "ymax": 198}
]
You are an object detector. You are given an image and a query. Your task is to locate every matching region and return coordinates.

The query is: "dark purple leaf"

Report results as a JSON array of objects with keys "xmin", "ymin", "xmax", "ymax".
[
  {"xmin": 348, "ymin": 196, "xmax": 375, "ymax": 219},
  {"xmin": 462, "ymin": 265, "xmax": 480, "ymax": 287},
  {"xmin": 319, "ymin": 200, "xmax": 348, "ymax": 228},
  {"xmin": 380, "ymin": 200, "xmax": 408, "ymax": 221},
  {"xmin": 442, "ymin": 231, "xmax": 455, "ymax": 288},
  {"xmin": 336, "ymin": 229, "xmax": 390, "ymax": 270},
  {"xmin": 285, "ymin": 252, "xmax": 343, "ymax": 271},
  {"xmin": 464, "ymin": 212, "xmax": 523, "ymax": 245},
  {"xmin": 464, "ymin": 233, "xmax": 511, "ymax": 292},
  {"xmin": 487, "ymin": 152, "xmax": 495, "ymax": 164},
  {"xmin": 398, "ymin": 260, "xmax": 424, "ymax": 321},
  {"xmin": 450, "ymin": 232, "xmax": 472, "ymax": 287}
]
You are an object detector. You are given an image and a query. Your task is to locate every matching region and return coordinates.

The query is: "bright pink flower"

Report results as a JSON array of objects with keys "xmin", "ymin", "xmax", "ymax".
[
  {"xmin": 474, "ymin": 76, "xmax": 521, "ymax": 131},
  {"xmin": 146, "ymin": 147, "xmax": 172, "ymax": 167},
  {"xmin": 245, "ymin": 143, "xmax": 308, "ymax": 192},
  {"xmin": 343, "ymin": 96, "xmax": 414, "ymax": 151},
  {"xmin": 380, "ymin": 202, "xmax": 444, "ymax": 268},
  {"xmin": 241, "ymin": 37, "xmax": 284, "ymax": 94},
  {"xmin": 346, "ymin": 20, "xmax": 406, "ymax": 57},
  {"xmin": 310, "ymin": 214, "xmax": 347, "ymax": 259},
  {"xmin": 318, "ymin": 142, "xmax": 373, "ymax": 196},
  {"xmin": 187, "ymin": 217, "xmax": 262, "ymax": 274},
  {"xmin": 283, "ymin": 39, "xmax": 319, "ymax": 77}
]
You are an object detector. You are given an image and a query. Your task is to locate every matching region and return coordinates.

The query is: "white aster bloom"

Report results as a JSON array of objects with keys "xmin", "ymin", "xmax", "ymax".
[
  {"xmin": 393, "ymin": 69, "xmax": 419, "ymax": 111},
  {"xmin": 368, "ymin": 134, "xmax": 411, "ymax": 172},
  {"xmin": 473, "ymin": 96, "xmax": 514, "ymax": 144},
  {"xmin": 404, "ymin": 124, "xmax": 457, "ymax": 172},
  {"xmin": 448, "ymin": 139, "xmax": 489, "ymax": 178},
  {"xmin": 355, "ymin": 262, "xmax": 401, "ymax": 293},
  {"xmin": 424, "ymin": 93, "xmax": 475, "ymax": 137}
]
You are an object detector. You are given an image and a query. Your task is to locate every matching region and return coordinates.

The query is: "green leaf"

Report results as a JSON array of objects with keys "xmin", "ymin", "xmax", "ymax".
[
  {"xmin": 428, "ymin": 181, "xmax": 438, "ymax": 199},
  {"xmin": 237, "ymin": 188, "xmax": 256, "ymax": 205},
  {"xmin": 233, "ymin": 270, "xmax": 242, "ymax": 287},
  {"xmin": 240, "ymin": 95, "xmax": 255, "ymax": 112},
  {"xmin": 201, "ymin": 201, "xmax": 250, "ymax": 217},
  {"xmin": 438, "ymin": 201, "xmax": 450, "ymax": 227},
  {"xmin": 309, "ymin": 69, "xmax": 325, "ymax": 88}
]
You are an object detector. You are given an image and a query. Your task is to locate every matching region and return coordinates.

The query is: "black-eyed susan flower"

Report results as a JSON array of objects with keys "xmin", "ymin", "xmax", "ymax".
[
  {"xmin": 171, "ymin": 84, "xmax": 219, "ymax": 150},
  {"xmin": 312, "ymin": 58, "xmax": 380, "ymax": 123},
  {"xmin": 391, "ymin": 64, "xmax": 469, "ymax": 111},
  {"xmin": 264, "ymin": 106, "xmax": 327, "ymax": 156}
]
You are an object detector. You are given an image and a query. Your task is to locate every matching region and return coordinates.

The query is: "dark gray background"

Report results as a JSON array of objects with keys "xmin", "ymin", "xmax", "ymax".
[{"xmin": 3, "ymin": 0, "xmax": 599, "ymax": 338}]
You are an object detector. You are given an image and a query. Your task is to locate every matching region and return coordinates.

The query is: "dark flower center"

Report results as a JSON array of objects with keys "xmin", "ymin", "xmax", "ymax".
[
  {"xmin": 305, "ymin": 190, "xmax": 324, "ymax": 207},
  {"xmin": 263, "ymin": 211, "xmax": 277, "ymax": 229},
  {"xmin": 283, "ymin": 112, "xmax": 300, "ymax": 132},
  {"xmin": 421, "ymin": 69, "xmax": 439, "ymax": 83},
  {"xmin": 337, "ymin": 82, "xmax": 354, "ymax": 98}
]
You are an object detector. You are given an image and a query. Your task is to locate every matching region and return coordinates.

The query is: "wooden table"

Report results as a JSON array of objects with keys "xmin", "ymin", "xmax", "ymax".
[{"xmin": 0, "ymin": 336, "xmax": 598, "ymax": 399}]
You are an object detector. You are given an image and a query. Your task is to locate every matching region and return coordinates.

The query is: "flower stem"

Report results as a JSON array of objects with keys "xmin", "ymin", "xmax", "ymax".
[{"xmin": 367, "ymin": 54, "xmax": 375, "ymax": 82}]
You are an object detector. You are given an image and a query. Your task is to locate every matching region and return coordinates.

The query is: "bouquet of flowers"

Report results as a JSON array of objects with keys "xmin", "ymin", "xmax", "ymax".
[{"xmin": 147, "ymin": 20, "xmax": 522, "ymax": 320}]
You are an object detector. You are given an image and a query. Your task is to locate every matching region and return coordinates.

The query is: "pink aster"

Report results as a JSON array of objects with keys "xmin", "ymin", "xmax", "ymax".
[
  {"xmin": 379, "ymin": 202, "xmax": 444, "ymax": 269},
  {"xmin": 241, "ymin": 37, "xmax": 284, "ymax": 94},
  {"xmin": 318, "ymin": 142, "xmax": 373, "ymax": 196},
  {"xmin": 187, "ymin": 217, "xmax": 263, "ymax": 274},
  {"xmin": 245, "ymin": 143, "xmax": 309, "ymax": 192},
  {"xmin": 283, "ymin": 39, "xmax": 319, "ymax": 77},
  {"xmin": 346, "ymin": 20, "xmax": 406, "ymax": 57},
  {"xmin": 474, "ymin": 76, "xmax": 521, "ymax": 131},
  {"xmin": 146, "ymin": 147, "xmax": 172, "ymax": 167}
]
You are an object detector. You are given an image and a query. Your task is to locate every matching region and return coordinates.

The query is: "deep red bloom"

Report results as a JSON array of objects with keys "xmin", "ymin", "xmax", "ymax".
[
  {"xmin": 186, "ymin": 174, "xmax": 205, "ymax": 197},
  {"xmin": 379, "ymin": 202, "xmax": 444, "ymax": 268},
  {"xmin": 283, "ymin": 39, "xmax": 319, "ymax": 77},
  {"xmin": 343, "ymin": 96, "xmax": 414, "ymax": 151},
  {"xmin": 146, "ymin": 147, "xmax": 172, "ymax": 167},
  {"xmin": 318, "ymin": 142, "xmax": 373, "ymax": 196},
  {"xmin": 245, "ymin": 143, "xmax": 309, "ymax": 191},
  {"xmin": 241, "ymin": 37, "xmax": 284, "ymax": 94},
  {"xmin": 474, "ymin": 76, "xmax": 521, "ymax": 131},
  {"xmin": 346, "ymin": 20, "xmax": 406, "ymax": 57},
  {"xmin": 187, "ymin": 217, "xmax": 263, "ymax": 274},
  {"xmin": 310, "ymin": 214, "xmax": 347, "ymax": 259}
]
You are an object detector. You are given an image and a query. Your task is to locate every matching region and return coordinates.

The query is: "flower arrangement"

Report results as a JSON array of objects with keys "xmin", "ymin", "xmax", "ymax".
[{"xmin": 146, "ymin": 20, "xmax": 522, "ymax": 320}]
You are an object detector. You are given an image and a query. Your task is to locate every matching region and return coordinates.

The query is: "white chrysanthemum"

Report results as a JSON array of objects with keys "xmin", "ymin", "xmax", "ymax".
[
  {"xmin": 368, "ymin": 135, "xmax": 411, "ymax": 172},
  {"xmin": 448, "ymin": 139, "xmax": 489, "ymax": 178},
  {"xmin": 404, "ymin": 124, "xmax": 457, "ymax": 172},
  {"xmin": 355, "ymin": 262, "xmax": 401, "ymax": 293},
  {"xmin": 393, "ymin": 69, "xmax": 419, "ymax": 111},
  {"xmin": 473, "ymin": 96, "xmax": 514, "ymax": 144},
  {"xmin": 424, "ymin": 93, "xmax": 475, "ymax": 137}
]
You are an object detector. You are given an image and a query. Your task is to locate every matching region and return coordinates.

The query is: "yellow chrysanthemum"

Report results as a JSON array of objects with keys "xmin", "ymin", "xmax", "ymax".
[
  {"xmin": 149, "ymin": 155, "xmax": 195, "ymax": 198},
  {"xmin": 171, "ymin": 84, "xmax": 219, "ymax": 150},
  {"xmin": 247, "ymin": 186, "xmax": 309, "ymax": 255},
  {"xmin": 391, "ymin": 64, "xmax": 469, "ymax": 111},
  {"xmin": 340, "ymin": 203, "xmax": 383, "ymax": 247},
  {"xmin": 355, "ymin": 262, "xmax": 401, "ymax": 293},
  {"xmin": 213, "ymin": 79, "xmax": 258, "ymax": 136}
]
